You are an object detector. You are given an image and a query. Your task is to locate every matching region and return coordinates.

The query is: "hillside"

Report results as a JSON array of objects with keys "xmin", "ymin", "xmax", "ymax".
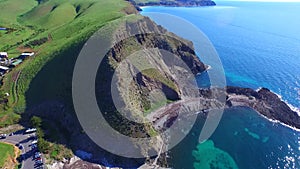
[
  {"xmin": 0, "ymin": 0, "xmax": 139, "ymax": 165},
  {"xmin": 0, "ymin": 0, "xmax": 208, "ymax": 167},
  {"xmin": 0, "ymin": 0, "xmax": 135, "ymax": 126}
]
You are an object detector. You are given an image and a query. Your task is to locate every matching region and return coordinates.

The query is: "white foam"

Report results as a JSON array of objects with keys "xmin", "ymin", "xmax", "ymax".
[
  {"xmin": 257, "ymin": 87, "xmax": 300, "ymax": 116},
  {"xmin": 256, "ymin": 111, "xmax": 300, "ymax": 132}
]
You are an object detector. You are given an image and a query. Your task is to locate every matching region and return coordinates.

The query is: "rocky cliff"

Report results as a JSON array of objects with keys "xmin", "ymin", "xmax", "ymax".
[{"xmin": 93, "ymin": 15, "xmax": 208, "ymax": 166}]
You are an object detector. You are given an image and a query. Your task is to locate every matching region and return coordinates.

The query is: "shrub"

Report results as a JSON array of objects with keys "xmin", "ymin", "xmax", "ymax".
[{"xmin": 30, "ymin": 116, "xmax": 42, "ymax": 128}]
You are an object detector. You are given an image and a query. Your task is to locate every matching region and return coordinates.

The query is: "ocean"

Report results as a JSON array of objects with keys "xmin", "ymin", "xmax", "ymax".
[{"xmin": 141, "ymin": 1, "xmax": 300, "ymax": 169}]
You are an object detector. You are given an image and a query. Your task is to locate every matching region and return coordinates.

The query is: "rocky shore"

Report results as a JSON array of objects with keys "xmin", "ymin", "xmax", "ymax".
[{"xmin": 226, "ymin": 86, "xmax": 300, "ymax": 129}]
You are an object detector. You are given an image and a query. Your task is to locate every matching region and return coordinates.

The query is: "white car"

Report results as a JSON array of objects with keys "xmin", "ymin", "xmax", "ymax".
[
  {"xmin": 31, "ymin": 140, "xmax": 38, "ymax": 145},
  {"xmin": 0, "ymin": 134, "xmax": 7, "ymax": 139}
]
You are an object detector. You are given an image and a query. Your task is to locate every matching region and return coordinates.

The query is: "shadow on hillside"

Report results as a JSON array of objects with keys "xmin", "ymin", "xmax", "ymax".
[{"xmin": 20, "ymin": 41, "xmax": 146, "ymax": 168}]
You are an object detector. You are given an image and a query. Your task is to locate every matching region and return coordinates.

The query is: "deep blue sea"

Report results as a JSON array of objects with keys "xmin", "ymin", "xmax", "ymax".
[{"xmin": 141, "ymin": 2, "xmax": 300, "ymax": 169}]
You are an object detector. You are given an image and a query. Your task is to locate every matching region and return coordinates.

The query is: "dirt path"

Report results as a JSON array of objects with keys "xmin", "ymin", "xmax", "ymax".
[{"xmin": 12, "ymin": 70, "xmax": 21, "ymax": 105}]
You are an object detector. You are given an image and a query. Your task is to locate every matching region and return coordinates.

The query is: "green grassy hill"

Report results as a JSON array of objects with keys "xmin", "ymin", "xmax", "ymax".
[{"xmin": 0, "ymin": 0, "xmax": 134, "ymax": 127}]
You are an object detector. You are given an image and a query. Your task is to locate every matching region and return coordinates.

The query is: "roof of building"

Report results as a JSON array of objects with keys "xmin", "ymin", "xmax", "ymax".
[
  {"xmin": 21, "ymin": 52, "xmax": 34, "ymax": 56},
  {"xmin": 12, "ymin": 59, "xmax": 23, "ymax": 66},
  {"xmin": 0, "ymin": 52, "xmax": 8, "ymax": 56},
  {"xmin": 0, "ymin": 65, "xmax": 9, "ymax": 70}
]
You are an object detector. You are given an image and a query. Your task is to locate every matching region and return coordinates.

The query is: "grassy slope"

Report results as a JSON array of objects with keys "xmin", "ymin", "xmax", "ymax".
[
  {"xmin": 0, "ymin": 0, "xmax": 130, "ymax": 127},
  {"xmin": 141, "ymin": 68, "xmax": 178, "ymax": 91},
  {"xmin": 0, "ymin": 142, "xmax": 15, "ymax": 167},
  {"xmin": 0, "ymin": 0, "xmax": 38, "ymax": 58}
]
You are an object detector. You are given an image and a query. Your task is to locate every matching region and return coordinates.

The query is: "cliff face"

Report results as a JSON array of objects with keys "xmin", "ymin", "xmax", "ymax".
[
  {"xmin": 99, "ymin": 16, "xmax": 207, "ymax": 114},
  {"xmin": 93, "ymin": 15, "xmax": 208, "ymax": 164}
]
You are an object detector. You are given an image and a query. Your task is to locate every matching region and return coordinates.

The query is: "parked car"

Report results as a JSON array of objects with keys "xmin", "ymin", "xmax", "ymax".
[
  {"xmin": 34, "ymin": 161, "xmax": 43, "ymax": 168},
  {"xmin": 35, "ymin": 157, "xmax": 41, "ymax": 161},
  {"xmin": 0, "ymin": 134, "xmax": 7, "ymax": 139},
  {"xmin": 34, "ymin": 159, "xmax": 43, "ymax": 167},
  {"xmin": 34, "ymin": 152, "xmax": 41, "ymax": 159},
  {"xmin": 31, "ymin": 140, "xmax": 38, "ymax": 145},
  {"xmin": 18, "ymin": 144, "xmax": 23, "ymax": 150},
  {"xmin": 24, "ymin": 128, "xmax": 37, "ymax": 134},
  {"xmin": 35, "ymin": 166, "xmax": 43, "ymax": 169},
  {"xmin": 31, "ymin": 144, "xmax": 37, "ymax": 150}
]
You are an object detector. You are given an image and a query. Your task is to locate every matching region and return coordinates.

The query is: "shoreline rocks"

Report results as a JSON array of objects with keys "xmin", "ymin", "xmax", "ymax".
[{"xmin": 226, "ymin": 86, "xmax": 300, "ymax": 129}]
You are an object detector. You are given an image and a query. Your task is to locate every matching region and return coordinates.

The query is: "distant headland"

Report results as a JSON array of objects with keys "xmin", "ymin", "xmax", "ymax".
[{"xmin": 127, "ymin": 0, "xmax": 216, "ymax": 11}]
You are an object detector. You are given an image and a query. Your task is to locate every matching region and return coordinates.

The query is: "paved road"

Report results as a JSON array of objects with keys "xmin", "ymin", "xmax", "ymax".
[{"xmin": 0, "ymin": 130, "xmax": 44, "ymax": 169}]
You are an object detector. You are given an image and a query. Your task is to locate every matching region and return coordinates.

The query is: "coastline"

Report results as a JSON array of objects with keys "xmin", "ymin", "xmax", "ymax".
[
  {"xmin": 275, "ymin": 92, "xmax": 300, "ymax": 117},
  {"xmin": 256, "ymin": 87, "xmax": 300, "ymax": 117},
  {"xmin": 136, "ymin": 3, "xmax": 299, "ymax": 169},
  {"xmin": 271, "ymin": 91, "xmax": 300, "ymax": 130},
  {"xmin": 254, "ymin": 108, "xmax": 300, "ymax": 132},
  {"xmin": 139, "ymin": 5, "xmax": 219, "ymax": 11},
  {"xmin": 138, "ymin": 6, "xmax": 300, "ymax": 132}
]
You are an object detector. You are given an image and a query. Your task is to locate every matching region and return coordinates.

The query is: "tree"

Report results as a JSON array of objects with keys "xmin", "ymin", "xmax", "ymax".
[
  {"xmin": 36, "ymin": 127, "xmax": 44, "ymax": 139},
  {"xmin": 38, "ymin": 138, "xmax": 50, "ymax": 153},
  {"xmin": 30, "ymin": 116, "xmax": 42, "ymax": 128}
]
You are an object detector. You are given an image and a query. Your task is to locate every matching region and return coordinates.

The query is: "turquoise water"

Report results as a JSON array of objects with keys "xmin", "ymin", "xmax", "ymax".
[{"xmin": 141, "ymin": 2, "xmax": 300, "ymax": 169}]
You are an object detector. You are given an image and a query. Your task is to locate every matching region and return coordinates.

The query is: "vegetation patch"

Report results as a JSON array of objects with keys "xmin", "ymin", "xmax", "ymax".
[
  {"xmin": 0, "ymin": 142, "xmax": 16, "ymax": 168},
  {"xmin": 141, "ymin": 68, "xmax": 178, "ymax": 91},
  {"xmin": 0, "ymin": 0, "xmax": 129, "ymax": 126}
]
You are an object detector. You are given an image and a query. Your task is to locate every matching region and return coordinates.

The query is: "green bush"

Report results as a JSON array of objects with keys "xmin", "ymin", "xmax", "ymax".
[
  {"xmin": 37, "ymin": 138, "xmax": 50, "ymax": 153},
  {"xmin": 30, "ymin": 116, "xmax": 42, "ymax": 128}
]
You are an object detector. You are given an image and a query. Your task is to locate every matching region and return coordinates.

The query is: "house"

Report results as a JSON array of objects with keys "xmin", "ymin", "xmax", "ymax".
[{"xmin": 0, "ymin": 52, "xmax": 8, "ymax": 59}]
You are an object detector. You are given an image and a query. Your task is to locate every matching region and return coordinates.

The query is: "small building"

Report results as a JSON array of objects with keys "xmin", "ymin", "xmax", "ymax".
[
  {"xmin": 11, "ymin": 59, "xmax": 22, "ymax": 67},
  {"xmin": 18, "ymin": 52, "xmax": 35, "ymax": 60},
  {"xmin": 0, "ymin": 65, "xmax": 9, "ymax": 71},
  {"xmin": 0, "ymin": 65, "xmax": 9, "ymax": 75},
  {"xmin": 0, "ymin": 52, "xmax": 8, "ymax": 59},
  {"xmin": 21, "ymin": 52, "xmax": 35, "ymax": 57}
]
